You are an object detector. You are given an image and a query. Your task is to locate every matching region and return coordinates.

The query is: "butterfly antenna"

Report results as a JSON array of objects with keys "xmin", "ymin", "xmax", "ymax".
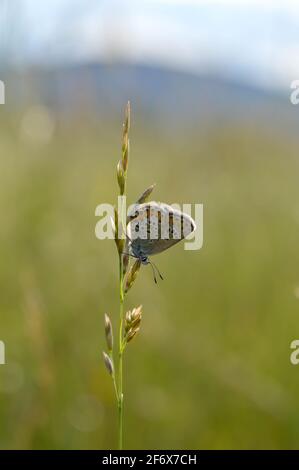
[
  {"xmin": 151, "ymin": 260, "xmax": 164, "ymax": 280},
  {"xmin": 148, "ymin": 261, "xmax": 158, "ymax": 284},
  {"xmin": 148, "ymin": 260, "xmax": 163, "ymax": 282}
]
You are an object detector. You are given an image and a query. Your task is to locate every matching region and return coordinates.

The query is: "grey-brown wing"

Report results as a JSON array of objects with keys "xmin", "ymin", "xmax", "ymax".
[
  {"xmin": 131, "ymin": 237, "xmax": 182, "ymax": 257},
  {"xmin": 128, "ymin": 201, "xmax": 196, "ymax": 257}
]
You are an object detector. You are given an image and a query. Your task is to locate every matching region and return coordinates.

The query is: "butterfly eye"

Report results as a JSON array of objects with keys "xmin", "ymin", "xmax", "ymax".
[{"xmin": 135, "ymin": 223, "xmax": 139, "ymax": 232}]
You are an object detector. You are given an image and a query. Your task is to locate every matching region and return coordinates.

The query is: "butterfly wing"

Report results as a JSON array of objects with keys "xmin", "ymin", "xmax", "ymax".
[
  {"xmin": 127, "ymin": 202, "xmax": 196, "ymax": 257},
  {"xmin": 130, "ymin": 236, "xmax": 180, "ymax": 258}
]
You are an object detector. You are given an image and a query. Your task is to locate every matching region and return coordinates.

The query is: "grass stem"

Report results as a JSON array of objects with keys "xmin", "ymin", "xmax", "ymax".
[{"xmin": 118, "ymin": 251, "xmax": 124, "ymax": 449}]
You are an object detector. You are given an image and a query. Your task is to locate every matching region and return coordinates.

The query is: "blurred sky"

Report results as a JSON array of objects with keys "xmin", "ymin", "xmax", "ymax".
[{"xmin": 1, "ymin": 0, "xmax": 299, "ymax": 90}]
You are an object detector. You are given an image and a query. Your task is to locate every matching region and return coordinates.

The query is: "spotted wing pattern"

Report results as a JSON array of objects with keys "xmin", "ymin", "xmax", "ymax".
[{"xmin": 127, "ymin": 202, "xmax": 196, "ymax": 257}]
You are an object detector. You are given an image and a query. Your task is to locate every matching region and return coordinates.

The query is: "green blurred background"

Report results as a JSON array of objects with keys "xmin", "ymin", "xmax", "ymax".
[{"xmin": 1, "ymin": 0, "xmax": 299, "ymax": 450}]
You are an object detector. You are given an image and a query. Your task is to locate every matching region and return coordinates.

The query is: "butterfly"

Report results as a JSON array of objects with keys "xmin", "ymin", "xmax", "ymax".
[{"xmin": 125, "ymin": 202, "xmax": 196, "ymax": 282}]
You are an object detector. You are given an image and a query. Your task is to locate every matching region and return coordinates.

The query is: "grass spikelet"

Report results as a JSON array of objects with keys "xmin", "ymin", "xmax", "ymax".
[{"xmin": 124, "ymin": 259, "xmax": 141, "ymax": 294}]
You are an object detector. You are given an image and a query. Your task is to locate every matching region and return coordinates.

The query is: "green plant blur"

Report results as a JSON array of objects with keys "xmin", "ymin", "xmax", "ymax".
[{"xmin": 0, "ymin": 103, "xmax": 299, "ymax": 449}]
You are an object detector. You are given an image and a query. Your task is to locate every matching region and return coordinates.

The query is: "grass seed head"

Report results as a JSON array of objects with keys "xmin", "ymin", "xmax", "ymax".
[
  {"xmin": 126, "ymin": 327, "xmax": 139, "ymax": 343},
  {"xmin": 136, "ymin": 184, "xmax": 156, "ymax": 204},
  {"xmin": 123, "ymin": 252, "xmax": 129, "ymax": 275},
  {"xmin": 124, "ymin": 259, "xmax": 141, "ymax": 293},
  {"xmin": 125, "ymin": 305, "xmax": 142, "ymax": 343},
  {"xmin": 122, "ymin": 101, "xmax": 130, "ymax": 172},
  {"xmin": 102, "ymin": 351, "xmax": 114, "ymax": 376},
  {"xmin": 117, "ymin": 160, "xmax": 125, "ymax": 195},
  {"xmin": 104, "ymin": 313, "xmax": 113, "ymax": 351}
]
